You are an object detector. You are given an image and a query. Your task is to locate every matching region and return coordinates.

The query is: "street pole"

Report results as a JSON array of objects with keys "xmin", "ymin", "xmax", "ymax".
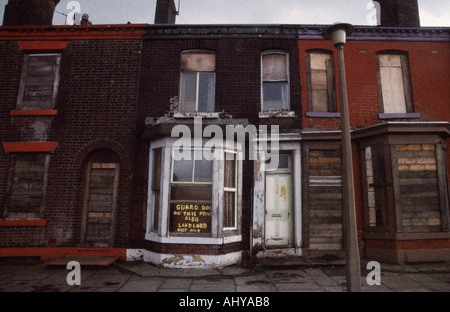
[
  {"xmin": 336, "ymin": 44, "xmax": 361, "ymax": 292},
  {"xmin": 322, "ymin": 23, "xmax": 361, "ymax": 292}
]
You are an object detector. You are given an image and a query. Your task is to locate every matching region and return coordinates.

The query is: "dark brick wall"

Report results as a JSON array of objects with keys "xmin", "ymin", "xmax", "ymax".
[
  {"xmin": 0, "ymin": 39, "xmax": 142, "ymax": 248},
  {"xmin": 133, "ymin": 37, "xmax": 302, "ymax": 251}
]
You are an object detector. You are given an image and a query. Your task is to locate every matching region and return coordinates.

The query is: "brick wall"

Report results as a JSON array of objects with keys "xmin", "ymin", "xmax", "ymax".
[
  {"xmin": 0, "ymin": 39, "xmax": 142, "ymax": 248},
  {"xmin": 299, "ymin": 40, "xmax": 450, "ymax": 130}
]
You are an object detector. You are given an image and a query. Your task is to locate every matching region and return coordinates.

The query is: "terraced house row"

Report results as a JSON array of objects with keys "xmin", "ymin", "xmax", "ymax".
[{"xmin": 0, "ymin": 0, "xmax": 448, "ymax": 267}]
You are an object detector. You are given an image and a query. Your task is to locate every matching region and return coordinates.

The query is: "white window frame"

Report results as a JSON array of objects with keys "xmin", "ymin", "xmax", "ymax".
[
  {"xmin": 146, "ymin": 137, "xmax": 242, "ymax": 245},
  {"xmin": 260, "ymin": 51, "xmax": 291, "ymax": 114},
  {"xmin": 223, "ymin": 150, "xmax": 238, "ymax": 231},
  {"xmin": 179, "ymin": 50, "xmax": 216, "ymax": 114}
]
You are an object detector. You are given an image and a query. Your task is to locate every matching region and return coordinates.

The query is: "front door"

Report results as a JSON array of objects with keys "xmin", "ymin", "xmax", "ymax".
[
  {"xmin": 265, "ymin": 154, "xmax": 293, "ymax": 248},
  {"xmin": 81, "ymin": 153, "xmax": 120, "ymax": 247}
]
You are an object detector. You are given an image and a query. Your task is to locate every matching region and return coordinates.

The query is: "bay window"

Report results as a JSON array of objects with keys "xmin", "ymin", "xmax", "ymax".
[{"xmin": 146, "ymin": 138, "xmax": 242, "ymax": 244}]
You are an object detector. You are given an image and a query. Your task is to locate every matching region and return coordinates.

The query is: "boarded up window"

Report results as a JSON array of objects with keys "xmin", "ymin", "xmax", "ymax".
[
  {"xmin": 377, "ymin": 54, "xmax": 412, "ymax": 114},
  {"xmin": 306, "ymin": 149, "xmax": 343, "ymax": 250},
  {"xmin": 17, "ymin": 54, "xmax": 61, "ymax": 110},
  {"xmin": 4, "ymin": 153, "xmax": 50, "ymax": 218},
  {"xmin": 307, "ymin": 52, "xmax": 336, "ymax": 112},
  {"xmin": 262, "ymin": 52, "xmax": 289, "ymax": 111},
  {"xmin": 180, "ymin": 52, "xmax": 215, "ymax": 113},
  {"xmin": 392, "ymin": 144, "xmax": 443, "ymax": 233}
]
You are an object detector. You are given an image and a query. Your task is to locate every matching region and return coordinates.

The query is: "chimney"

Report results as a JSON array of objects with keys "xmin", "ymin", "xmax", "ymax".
[
  {"xmin": 3, "ymin": 0, "xmax": 60, "ymax": 26},
  {"xmin": 375, "ymin": 0, "xmax": 420, "ymax": 27},
  {"xmin": 154, "ymin": 0, "xmax": 177, "ymax": 24}
]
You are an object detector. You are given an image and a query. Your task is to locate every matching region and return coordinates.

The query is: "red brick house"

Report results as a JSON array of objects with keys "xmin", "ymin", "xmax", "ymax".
[{"xmin": 0, "ymin": 0, "xmax": 448, "ymax": 267}]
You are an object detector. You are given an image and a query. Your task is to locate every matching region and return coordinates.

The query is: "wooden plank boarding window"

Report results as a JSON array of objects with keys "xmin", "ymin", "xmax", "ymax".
[
  {"xmin": 306, "ymin": 51, "xmax": 336, "ymax": 112},
  {"xmin": 81, "ymin": 153, "xmax": 120, "ymax": 247},
  {"xmin": 223, "ymin": 151, "xmax": 237, "ymax": 230},
  {"xmin": 17, "ymin": 54, "xmax": 61, "ymax": 110},
  {"xmin": 377, "ymin": 52, "xmax": 413, "ymax": 114},
  {"xmin": 169, "ymin": 148, "xmax": 213, "ymax": 235},
  {"xmin": 303, "ymin": 145, "xmax": 343, "ymax": 251},
  {"xmin": 391, "ymin": 144, "xmax": 446, "ymax": 233},
  {"xmin": 3, "ymin": 153, "xmax": 50, "ymax": 219},
  {"xmin": 180, "ymin": 51, "xmax": 216, "ymax": 113},
  {"xmin": 261, "ymin": 51, "xmax": 290, "ymax": 111}
]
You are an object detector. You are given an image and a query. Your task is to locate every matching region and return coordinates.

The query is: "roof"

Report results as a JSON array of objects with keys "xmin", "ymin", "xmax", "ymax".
[{"xmin": 0, "ymin": 24, "xmax": 448, "ymax": 42}]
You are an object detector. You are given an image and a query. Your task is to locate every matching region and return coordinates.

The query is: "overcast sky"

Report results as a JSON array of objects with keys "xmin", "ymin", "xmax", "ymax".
[{"xmin": 0, "ymin": 0, "xmax": 449, "ymax": 26}]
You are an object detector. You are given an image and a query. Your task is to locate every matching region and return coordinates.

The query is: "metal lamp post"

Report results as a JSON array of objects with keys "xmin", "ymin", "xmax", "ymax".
[{"xmin": 321, "ymin": 23, "xmax": 361, "ymax": 292}]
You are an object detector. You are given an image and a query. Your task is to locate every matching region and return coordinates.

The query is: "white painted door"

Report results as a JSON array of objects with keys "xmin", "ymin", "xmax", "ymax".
[{"xmin": 265, "ymin": 173, "xmax": 293, "ymax": 247}]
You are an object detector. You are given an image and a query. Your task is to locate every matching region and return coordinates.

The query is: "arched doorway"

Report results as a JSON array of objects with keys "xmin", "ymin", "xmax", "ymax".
[{"xmin": 80, "ymin": 152, "xmax": 120, "ymax": 247}]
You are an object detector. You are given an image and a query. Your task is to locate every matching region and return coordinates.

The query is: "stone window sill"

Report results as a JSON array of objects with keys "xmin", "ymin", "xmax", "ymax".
[
  {"xmin": 145, "ymin": 232, "xmax": 241, "ymax": 245},
  {"xmin": 0, "ymin": 219, "xmax": 47, "ymax": 227},
  {"xmin": 259, "ymin": 111, "xmax": 295, "ymax": 118},
  {"xmin": 378, "ymin": 113, "xmax": 420, "ymax": 119},
  {"xmin": 174, "ymin": 112, "xmax": 219, "ymax": 119},
  {"xmin": 305, "ymin": 112, "xmax": 341, "ymax": 118},
  {"xmin": 10, "ymin": 110, "xmax": 58, "ymax": 116}
]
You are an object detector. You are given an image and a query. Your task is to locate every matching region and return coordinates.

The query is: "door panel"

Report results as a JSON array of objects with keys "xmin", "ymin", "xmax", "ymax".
[
  {"xmin": 81, "ymin": 162, "xmax": 119, "ymax": 247},
  {"xmin": 265, "ymin": 173, "xmax": 293, "ymax": 247}
]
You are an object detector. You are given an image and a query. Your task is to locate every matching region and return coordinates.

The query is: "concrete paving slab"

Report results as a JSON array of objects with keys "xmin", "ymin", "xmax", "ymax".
[
  {"xmin": 159, "ymin": 277, "xmax": 193, "ymax": 290},
  {"xmin": 118, "ymin": 276, "xmax": 165, "ymax": 292},
  {"xmin": 274, "ymin": 282, "xmax": 322, "ymax": 292},
  {"xmin": 190, "ymin": 277, "xmax": 235, "ymax": 292},
  {"xmin": 235, "ymin": 284, "xmax": 277, "ymax": 292},
  {"xmin": 234, "ymin": 272, "xmax": 272, "ymax": 286}
]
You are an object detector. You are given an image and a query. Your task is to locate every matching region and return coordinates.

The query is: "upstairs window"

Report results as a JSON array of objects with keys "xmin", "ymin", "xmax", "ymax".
[
  {"xmin": 261, "ymin": 52, "xmax": 289, "ymax": 111},
  {"xmin": 306, "ymin": 51, "xmax": 336, "ymax": 112},
  {"xmin": 17, "ymin": 54, "xmax": 61, "ymax": 110},
  {"xmin": 180, "ymin": 51, "xmax": 216, "ymax": 113},
  {"xmin": 377, "ymin": 53, "xmax": 413, "ymax": 114}
]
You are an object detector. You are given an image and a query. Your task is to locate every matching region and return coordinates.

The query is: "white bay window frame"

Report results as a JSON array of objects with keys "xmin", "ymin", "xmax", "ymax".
[{"xmin": 146, "ymin": 137, "xmax": 242, "ymax": 245}]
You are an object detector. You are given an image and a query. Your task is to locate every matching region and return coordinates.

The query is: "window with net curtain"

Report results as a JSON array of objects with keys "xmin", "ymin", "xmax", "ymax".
[
  {"xmin": 261, "ymin": 52, "xmax": 289, "ymax": 111},
  {"xmin": 180, "ymin": 51, "xmax": 216, "ymax": 113}
]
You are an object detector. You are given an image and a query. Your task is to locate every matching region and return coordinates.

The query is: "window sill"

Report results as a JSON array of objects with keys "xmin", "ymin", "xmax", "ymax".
[
  {"xmin": 305, "ymin": 112, "xmax": 341, "ymax": 118},
  {"xmin": 378, "ymin": 113, "xmax": 420, "ymax": 119},
  {"xmin": 0, "ymin": 219, "xmax": 47, "ymax": 227},
  {"xmin": 2, "ymin": 142, "xmax": 58, "ymax": 153},
  {"xmin": 174, "ymin": 112, "xmax": 219, "ymax": 119},
  {"xmin": 259, "ymin": 111, "xmax": 295, "ymax": 118},
  {"xmin": 145, "ymin": 232, "xmax": 241, "ymax": 245},
  {"xmin": 10, "ymin": 110, "xmax": 58, "ymax": 116}
]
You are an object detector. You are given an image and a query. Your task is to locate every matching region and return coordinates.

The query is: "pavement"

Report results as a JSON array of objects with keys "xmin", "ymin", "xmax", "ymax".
[{"xmin": 0, "ymin": 258, "xmax": 449, "ymax": 292}]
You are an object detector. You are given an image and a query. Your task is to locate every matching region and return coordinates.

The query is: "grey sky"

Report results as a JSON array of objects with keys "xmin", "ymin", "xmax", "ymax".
[{"xmin": 0, "ymin": 0, "xmax": 449, "ymax": 26}]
